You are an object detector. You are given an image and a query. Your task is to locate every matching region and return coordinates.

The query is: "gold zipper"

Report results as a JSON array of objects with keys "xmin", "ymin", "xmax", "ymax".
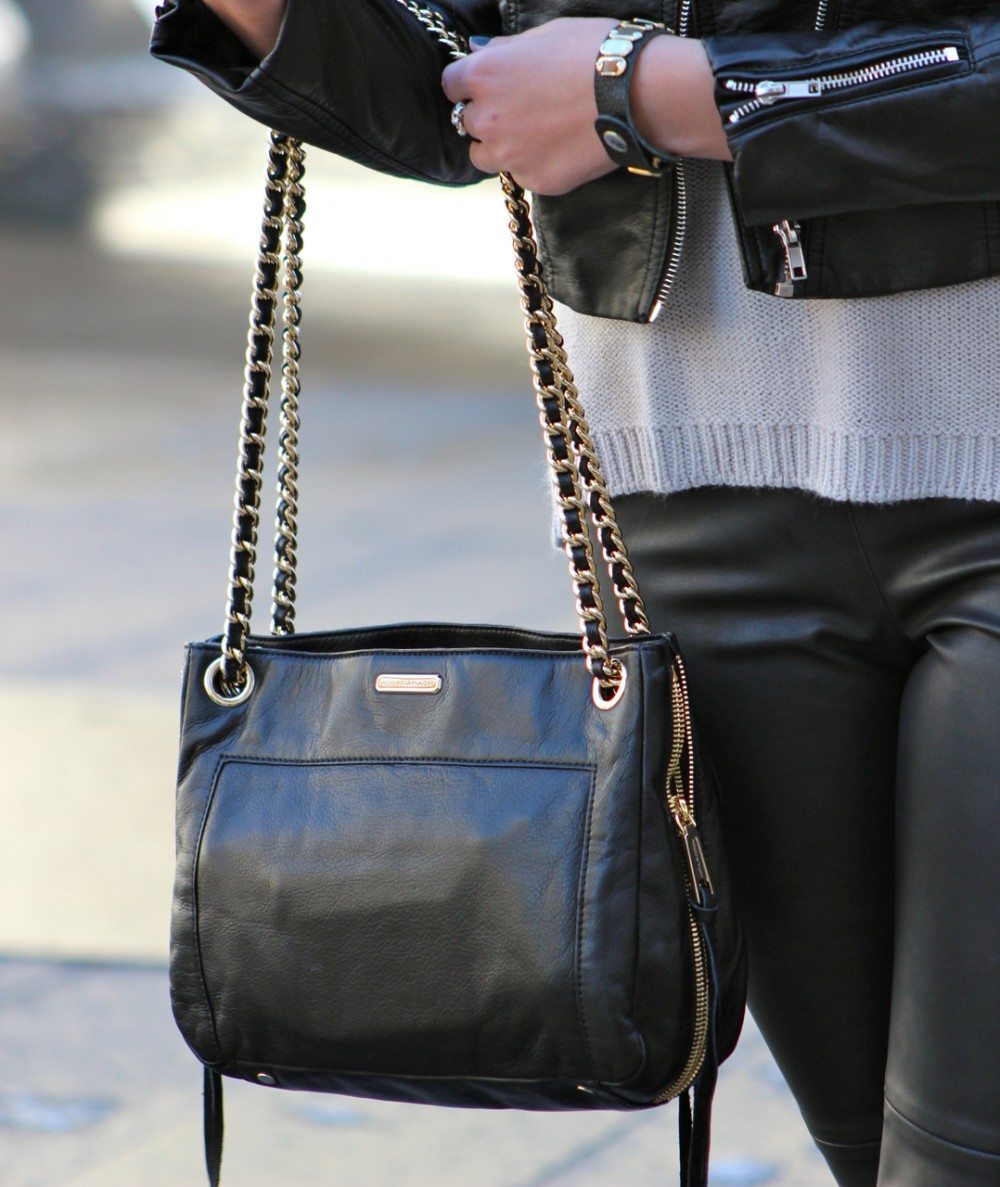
[{"xmin": 652, "ymin": 652, "xmax": 713, "ymax": 1103}]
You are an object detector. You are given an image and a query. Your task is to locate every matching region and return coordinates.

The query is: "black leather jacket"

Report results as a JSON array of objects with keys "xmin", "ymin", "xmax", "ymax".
[{"xmin": 152, "ymin": 0, "xmax": 1000, "ymax": 322}]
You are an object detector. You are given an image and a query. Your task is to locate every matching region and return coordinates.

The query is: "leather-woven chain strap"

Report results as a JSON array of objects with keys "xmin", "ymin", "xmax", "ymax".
[
  {"xmin": 208, "ymin": 8, "xmax": 652, "ymax": 709},
  {"xmin": 207, "ymin": 134, "xmax": 304, "ymax": 707}
]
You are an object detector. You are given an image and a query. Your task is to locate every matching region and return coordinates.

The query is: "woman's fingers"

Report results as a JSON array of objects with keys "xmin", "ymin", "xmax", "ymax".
[
  {"xmin": 441, "ymin": 48, "xmax": 482, "ymax": 102},
  {"xmin": 468, "ymin": 136, "xmax": 499, "ymax": 175},
  {"xmin": 449, "ymin": 101, "xmax": 496, "ymax": 171},
  {"xmin": 439, "ymin": 18, "xmax": 618, "ymax": 194},
  {"xmin": 441, "ymin": 34, "xmax": 505, "ymax": 102},
  {"xmin": 441, "ymin": 45, "xmax": 489, "ymax": 161},
  {"xmin": 440, "ymin": 58, "xmax": 468, "ymax": 104},
  {"xmin": 459, "ymin": 106, "xmax": 503, "ymax": 173},
  {"xmin": 464, "ymin": 110, "xmax": 483, "ymax": 145},
  {"xmin": 458, "ymin": 101, "xmax": 493, "ymax": 145}
]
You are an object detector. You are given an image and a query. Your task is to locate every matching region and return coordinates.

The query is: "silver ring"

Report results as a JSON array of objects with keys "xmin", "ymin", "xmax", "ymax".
[
  {"xmin": 204, "ymin": 656, "xmax": 256, "ymax": 707},
  {"xmin": 450, "ymin": 100, "xmax": 469, "ymax": 138}
]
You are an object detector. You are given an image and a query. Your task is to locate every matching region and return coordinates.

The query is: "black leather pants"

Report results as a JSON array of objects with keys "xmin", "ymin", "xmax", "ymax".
[{"xmin": 602, "ymin": 486, "xmax": 1000, "ymax": 1187}]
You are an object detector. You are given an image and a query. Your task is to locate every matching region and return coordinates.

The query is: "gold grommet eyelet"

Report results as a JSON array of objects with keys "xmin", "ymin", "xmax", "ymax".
[{"xmin": 592, "ymin": 661, "xmax": 627, "ymax": 711}]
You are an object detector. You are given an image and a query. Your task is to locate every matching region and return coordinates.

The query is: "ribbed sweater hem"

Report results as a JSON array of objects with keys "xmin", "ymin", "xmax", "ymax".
[{"xmin": 593, "ymin": 423, "xmax": 1000, "ymax": 504}]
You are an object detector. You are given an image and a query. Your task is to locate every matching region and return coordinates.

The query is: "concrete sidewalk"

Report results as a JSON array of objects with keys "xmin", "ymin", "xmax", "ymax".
[{"xmin": 0, "ymin": 957, "xmax": 827, "ymax": 1187}]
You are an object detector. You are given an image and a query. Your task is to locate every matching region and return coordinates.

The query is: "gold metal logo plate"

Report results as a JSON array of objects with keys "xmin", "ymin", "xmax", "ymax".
[{"xmin": 375, "ymin": 674, "xmax": 443, "ymax": 694}]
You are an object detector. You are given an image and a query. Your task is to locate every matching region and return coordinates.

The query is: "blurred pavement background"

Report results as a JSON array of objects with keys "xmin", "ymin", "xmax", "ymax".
[{"xmin": 0, "ymin": 3, "xmax": 830, "ymax": 1182}]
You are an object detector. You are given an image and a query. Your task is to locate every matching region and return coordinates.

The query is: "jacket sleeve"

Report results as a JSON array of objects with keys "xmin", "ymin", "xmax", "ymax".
[
  {"xmin": 701, "ymin": 8, "xmax": 1000, "ymax": 225},
  {"xmin": 150, "ymin": 0, "xmax": 500, "ymax": 186}
]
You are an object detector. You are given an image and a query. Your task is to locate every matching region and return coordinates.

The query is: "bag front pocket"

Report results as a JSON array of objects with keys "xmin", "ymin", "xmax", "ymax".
[{"xmin": 195, "ymin": 756, "xmax": 600, "ymax": 1082}]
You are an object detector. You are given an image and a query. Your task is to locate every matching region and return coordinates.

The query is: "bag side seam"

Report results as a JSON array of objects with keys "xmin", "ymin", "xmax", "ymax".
[
  {"xmin": 189, "ymin": 754, "xmax": 231, "ymax": 1065},
  {"xmin": 574, "ymin": 768, "xmax": 601, "ymax": 1085},
  {"xmin": 627, "ymin": 645, "xmax": 649, "ymax": 1020}
]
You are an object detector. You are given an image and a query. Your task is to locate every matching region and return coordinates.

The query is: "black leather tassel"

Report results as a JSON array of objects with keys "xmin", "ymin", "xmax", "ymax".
[
  {"xmin": 679, "ymin": 892, "xmax": 723, "ymax": 1187},
  {"xmin": 678, "ymin": 1087, "xmax": 694, "ymax": 1184},
  {"xmin": 685, "ymin": 1055, "xmax": 718, "ymax": 1187},
  {"xmin": 203, "ymin": 1068, "xmax": 224, "ymax": 1187}
]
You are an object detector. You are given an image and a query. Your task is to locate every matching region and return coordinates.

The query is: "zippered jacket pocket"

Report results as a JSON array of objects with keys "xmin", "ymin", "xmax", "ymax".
[
  {"xmin": 720, "ymin": 42, "xmax": 966, "ymax": 126},
  {"xmin": 699, "ymin": 15, "xmax": 1000, "ymax": 227}
]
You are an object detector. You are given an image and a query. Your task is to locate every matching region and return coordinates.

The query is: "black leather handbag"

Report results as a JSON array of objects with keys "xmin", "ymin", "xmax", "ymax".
[{"xmin": 170, "ymin": 9, "xmax": 746, "ymax": 1185}]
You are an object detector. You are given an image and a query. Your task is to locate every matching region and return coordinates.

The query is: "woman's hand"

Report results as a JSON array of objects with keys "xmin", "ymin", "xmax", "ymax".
[
  {"xmin": 200, "ymin": 0, "xmax": 286, "ymax": 58},
  {"xmin": 441, "ymin": 17, "xmax": 731, "ymax": 196}
]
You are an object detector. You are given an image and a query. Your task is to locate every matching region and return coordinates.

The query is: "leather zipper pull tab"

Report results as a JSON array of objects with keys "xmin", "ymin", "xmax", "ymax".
[{"xmin": 671, "ymin": 797, "xmax": 716, "ymax": 906}]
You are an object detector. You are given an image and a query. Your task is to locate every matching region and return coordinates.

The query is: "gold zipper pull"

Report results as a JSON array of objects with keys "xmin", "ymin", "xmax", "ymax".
[{"xmin": 669, "ymin": 795, "xmax": 716, "ymax": 904}]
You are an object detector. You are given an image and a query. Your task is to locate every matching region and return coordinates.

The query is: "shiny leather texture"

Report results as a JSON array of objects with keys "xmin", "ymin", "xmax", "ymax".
[
  {"xmin": 151, "ymin": 0, "xmax": 1000, "ymax": 319},
  {"xmin": 151, "ymin": 0, "xmax": 495, "ymax": 186},
  {"xmin": 171, "ymin": 624, "xmax": 746, "ymax": 1112},
  {"xmin": 603, "ymin": 486, "xmax": 1000, "ymax": 1186}
]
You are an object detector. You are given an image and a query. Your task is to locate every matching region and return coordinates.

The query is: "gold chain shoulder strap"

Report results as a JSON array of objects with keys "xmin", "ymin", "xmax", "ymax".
[
  {"xmin": 208, "ymin": 7, "xmax": 651, "ymax": 710},
  {"xmin": 390, "ymin": 0, "xmax": 650, "ymax": 637}
]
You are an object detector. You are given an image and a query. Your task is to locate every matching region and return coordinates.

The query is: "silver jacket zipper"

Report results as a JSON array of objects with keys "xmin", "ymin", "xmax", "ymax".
[
  {"xmin": 813, "ymin": 0, "xmax": 832, "ymax": 34},
  {"xmin": 646, "ymin": 0, "xmax": 694, "ymax": 321},
  {"xmin": 647, "ymin": 0, "xmax": 819, "ymax": 313},
  {"xmin": 723, "ymin": 45, "xmax": 962, "ymax": 124},
  {"xmin": 759, "ymin": 0, "xmax": 830, "ymax": 296},
  {"xmin": 772, "ymin": 219, "xmax": 807, "ymax": 296},
  {"xmin": 728, "ymin": 40, "xmax": 963, "ymax": 295},
  {"xmin": 646, "ymin": 0, "xmax": 960, "ymax": 306}
]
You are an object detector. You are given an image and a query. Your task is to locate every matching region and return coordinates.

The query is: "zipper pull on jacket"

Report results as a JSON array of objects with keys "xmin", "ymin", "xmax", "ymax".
[{"xmin": 772, "ymin": 218, "xmax": 808, "ymax": 296}]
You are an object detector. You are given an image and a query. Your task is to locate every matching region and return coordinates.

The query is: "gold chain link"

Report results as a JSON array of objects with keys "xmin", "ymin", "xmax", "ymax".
[
  {"xmin": 388, "ymin": 0, "xmax": 650, "ymax": 687},
  {"xmin": 218, "ymin": 132, "xmax": 290, "ymax": 695},
  {"xmin": 539, "ymin": 305, "xmax": 650, "ymax": 635},
  {"xmin": 218, "ymin": 6, "xmax": 651, "ymax": 699},
  {"xmin": 392, "ymin": 0, "xmax": 469, "ymax": 61},
  {"xmin": 271, "ymin": 138, "xmax": 305, "ymax": 635},
  {"xmin": 500, "ymin": 176, "xmax": 620, "ymax": 689}
]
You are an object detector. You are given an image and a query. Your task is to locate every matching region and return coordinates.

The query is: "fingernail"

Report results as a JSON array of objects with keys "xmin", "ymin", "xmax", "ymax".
[{"xmin": 469, "ymin": 35, "xmax": 492, "ymax": 46}]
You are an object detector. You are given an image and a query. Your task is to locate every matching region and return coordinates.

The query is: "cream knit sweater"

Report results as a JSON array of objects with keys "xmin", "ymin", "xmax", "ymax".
[{"xmin": 554, "ymin": 157, "xmax": 1000, "ymax": 504}]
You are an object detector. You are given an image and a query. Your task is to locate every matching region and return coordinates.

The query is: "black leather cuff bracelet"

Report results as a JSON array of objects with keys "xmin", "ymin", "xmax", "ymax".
[{"xmin": 594, "ymin": 18, "xmax": 677, "ymax": 178}]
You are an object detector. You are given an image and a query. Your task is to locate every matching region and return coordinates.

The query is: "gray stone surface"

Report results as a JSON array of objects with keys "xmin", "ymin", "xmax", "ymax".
[{"xmin": 0, "ymin": 959, "xmax": 829, "ymax": 1187}]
